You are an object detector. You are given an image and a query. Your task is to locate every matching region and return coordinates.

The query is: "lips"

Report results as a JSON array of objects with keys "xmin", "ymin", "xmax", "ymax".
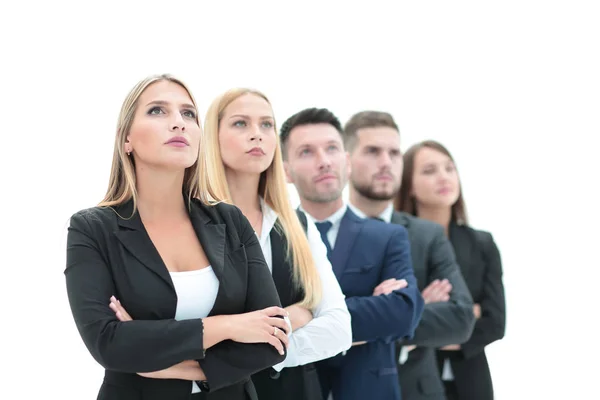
[
  {"xmin": 315, "ymin": 174, "xmax": 336, "ymax": 183},
  {"xmin": 247, "ymin": 147, "xmax": 265, "ymax": 155},
  {"xmin": 165, "ymin": 136, "xmax": 189, "ymax": 146},
  {"xmin": 374, "ymin": 174, "xmax": 393, "ymax": 181}
]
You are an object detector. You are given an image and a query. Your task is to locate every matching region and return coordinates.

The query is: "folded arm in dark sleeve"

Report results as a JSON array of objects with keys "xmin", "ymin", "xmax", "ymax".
[
  {"xmin": 460, "ymin": 232, "xmax": 506, "ymax": 359},
  {"xmin": 346, "ymin": 225, "xmax": 424, "ymax": 342},
  {"xmin": 197, "ymin": 206, "xmax": 287, "ymax": 391},
  {"xmin": 401, "ymin": 226, "xmax": 475, "ymax": 348},
  {"xmin": 65, "ymin": 212, "xmax": 207, "ymax": 373}
]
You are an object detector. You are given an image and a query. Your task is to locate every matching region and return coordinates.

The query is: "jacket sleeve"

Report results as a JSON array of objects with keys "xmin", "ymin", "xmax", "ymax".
[
  {"xmin": 345, "ymin": 225, "xmax": 424, "ymax": 342},
  {"xmin": 65, "ymin": 211, "xmax": 206, "ymax": 373},
  {"xmin": 460, "ymin": 231, "xmax": 506, "ymax": 358},
  {"xmin": 401, "ymin": 225, "xmax": 475, "ymax": 347},
  {"xmin": 197, "ymin": 205, "xmax": 287, "ymax": 391}
]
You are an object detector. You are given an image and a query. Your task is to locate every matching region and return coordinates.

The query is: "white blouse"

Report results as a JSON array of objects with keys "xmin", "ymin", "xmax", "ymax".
[
  {"xmin": 257, "ymin": 199, "xmax": 352, "ymax": 372},
  {"xmin": 170, "ymin": 267, "xmax": 219, "ymax": 393}
]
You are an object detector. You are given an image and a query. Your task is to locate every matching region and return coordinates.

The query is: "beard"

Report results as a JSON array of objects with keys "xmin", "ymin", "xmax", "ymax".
[
  {"xmin": 352, "ymin": 177, "xmax": 399, "ymax": 201},
  {"xmin": 302, "ymin": 190, "xmax": 343, "ymax": 203}
]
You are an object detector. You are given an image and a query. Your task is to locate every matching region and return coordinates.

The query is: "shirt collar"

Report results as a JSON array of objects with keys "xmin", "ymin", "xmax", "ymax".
[
  {"xmin": 348, "ymin": 202, "xmax": 394, "ymax": 223},
  {"xmin": 300, "ymin": 202, "xmax": 348, "ymax": 231},
  {"xmin": 258, "ymin": 197, "xmax": 278, "ymax": 243}
]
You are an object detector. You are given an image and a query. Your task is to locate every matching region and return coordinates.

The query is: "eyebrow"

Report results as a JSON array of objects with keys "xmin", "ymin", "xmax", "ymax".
[
  {"xmin": 366, "ymin": 144, "xmax": 400, "ymax": 151},
  {"xmin": 299, "ymin": 140, "xmax": 340, "ymax": 148},
  {"xmin": 228, "ymin": 114, "xmax": 274, "ymax": 120},
  {"xmin": 145, "ymin": 100, "xmax": 196, "ymax": 110}
]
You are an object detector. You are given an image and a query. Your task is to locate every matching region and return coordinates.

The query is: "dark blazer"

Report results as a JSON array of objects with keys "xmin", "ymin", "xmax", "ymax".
[
  {"xmin": 65, "ymin": 198, "xmax": 286, "ymax": 400},
  {"xmin": 436, "ymin": 223, "xmax": 506, "ymax": 400},
  {"xmin": 251, "ymin": 211, "xmax": 323, "ymax": 400},
  {"xmin": 391, "ymin": 212, "xmax": 475, "ymax": 400},
  {"xmin": 316, "ymin": 208, "xmax": 424, "ymax": 400}
]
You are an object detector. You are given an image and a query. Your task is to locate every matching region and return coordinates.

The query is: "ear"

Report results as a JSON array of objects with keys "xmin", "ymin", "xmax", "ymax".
[
  {"xmin": 283, "ymin": 161, "xmax": 294, "ymax": 183},
  {"xmin": 123, "ymin": 138, "xmax": 132, "ymax": 155}
]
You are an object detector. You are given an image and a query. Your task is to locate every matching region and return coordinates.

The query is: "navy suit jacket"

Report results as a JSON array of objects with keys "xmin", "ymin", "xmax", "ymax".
[{"xmin": 315, "ymin": 208, "xmax": 424, "ymax": 400}]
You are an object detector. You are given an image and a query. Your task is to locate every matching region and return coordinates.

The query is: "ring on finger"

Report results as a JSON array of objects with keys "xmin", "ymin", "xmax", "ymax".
[{"xmin": 273, "ymin": 327, "xmax": 277, "ymax": 336}]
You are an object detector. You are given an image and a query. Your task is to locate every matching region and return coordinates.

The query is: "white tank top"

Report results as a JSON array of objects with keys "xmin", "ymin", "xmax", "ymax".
[{"xmin": 170, "ymin": 266, "xmax": 219, "ymax": 393}]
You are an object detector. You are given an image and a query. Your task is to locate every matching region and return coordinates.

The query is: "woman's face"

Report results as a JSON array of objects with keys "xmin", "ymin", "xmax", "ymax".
[
  {"xmin": 218, "ymin": 93, "xmax": 277, "ymax": 176},
  {"xmin": 125, "ymin": 80, "xmax": 201, "ymax": 171},
  {"xmin": 411, "ymin": 146, "xmax": 461, "ymax": 209}
]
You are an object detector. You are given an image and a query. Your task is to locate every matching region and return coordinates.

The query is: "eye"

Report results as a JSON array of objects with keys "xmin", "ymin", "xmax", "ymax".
[
  {"xmin": 327, "ymin": 145, "xmax": 338, "ymax": 152},
  {"xmin": 262, "ymin": 120, "xmax": 274, "ymax": 128},
  {"xmin": 147, "ymin": 106, "xmax": 164, "ymax": 115},
  {"xmin": 300, "ymin": 148, "xmax": 311, "ymax": 156},
  {"xmin": 233, "ymin": 120, "xmax": 247, "ymax": 127},
  {"xmin": 182, "ymin": 109, "xmax": 196, "ymax": 119}
]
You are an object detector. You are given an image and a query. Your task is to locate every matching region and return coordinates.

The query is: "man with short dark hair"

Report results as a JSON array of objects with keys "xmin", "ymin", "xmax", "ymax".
[{"xmin": 280, "ymin": 107, "xmax": 425, "ymax": 400}]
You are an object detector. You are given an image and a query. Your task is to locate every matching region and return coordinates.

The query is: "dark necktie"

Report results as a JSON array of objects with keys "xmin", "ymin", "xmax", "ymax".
[
  {"xmin": 371, "ymin": 217, "xmax": 385, "ymax": 222},
  {"xmin": 315, "ymin": 221, "xmax": 333, "ymax": 261}
]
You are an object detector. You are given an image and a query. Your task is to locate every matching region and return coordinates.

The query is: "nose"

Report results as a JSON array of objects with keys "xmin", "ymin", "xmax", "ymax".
[
  {"xmin": 379, "ymin": 152, "xmax": 392, "ymax": 168},
  {"xmin": 249, "ymin": 123, "xmax": 263, "ymax": 142},
  {"xmin": 437, "ymin": 168, "xmax": 451, "ymax": 182},
  {"xmin": 316, "ymin": 148, "xmax": 332, "ymax": 170},
  {"xmin": 169, "ymin": 112, "xmax": 186, "ymax": 132}
]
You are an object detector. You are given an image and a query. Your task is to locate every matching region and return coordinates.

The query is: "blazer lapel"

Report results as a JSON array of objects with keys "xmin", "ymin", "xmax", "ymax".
[
  {"xmin": 114, "ymin": 198, "xmax": 227, "ymax": 295},
  {"xmin": 189, "ymin": 203, "xmax": 226, "ymax": 280},
  {"xmin": 448, "ymin": 222, "xmax": 472, "ymax": 278},
  {"xmin": 114, "ymin": 201, "xmax": 175, "ymax": 292},
  {"xmin": 330, "ymin": 209, "xmax": 363, "ymax": 278},
  {"xmin": 188, "ymin": 201, "xmax": 230, "ymax": 314},
  {"xmin": 391, "ymin": 211, "xmax": 410, "ymax": 227}
]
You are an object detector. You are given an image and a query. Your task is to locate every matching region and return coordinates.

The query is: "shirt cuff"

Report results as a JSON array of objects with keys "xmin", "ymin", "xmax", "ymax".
[
  {"xmin": 398, "ymin": 346, "xmax": 411, "ymax": 364},
  {"xmin": 272, "ymin": 318, "xmax": 294, "ymax": 372}
]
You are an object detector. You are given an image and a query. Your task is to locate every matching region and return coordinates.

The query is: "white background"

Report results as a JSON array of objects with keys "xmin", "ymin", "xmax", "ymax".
[{"xmin": 1, "ymin": 1, "xmax": 599, "ymax": 399}]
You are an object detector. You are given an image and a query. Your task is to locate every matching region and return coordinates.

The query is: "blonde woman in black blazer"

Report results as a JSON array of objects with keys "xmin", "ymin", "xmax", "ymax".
[
  {"xmin": 65, "ymin": 74, "xmax": 289, "ymax": 400},
  {"xmin": 396, "ymin": 140, "xmax": 506, "ymax": 400}
]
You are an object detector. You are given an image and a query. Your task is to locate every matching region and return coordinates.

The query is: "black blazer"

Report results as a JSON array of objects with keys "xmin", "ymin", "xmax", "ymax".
[
  {"xmin": 251, "ymin": 211, "xmax": 323, "ymax": 400},
  {"xmin": 436, "ymin": 223, "xmax": 506, "ymax": 400},
  {"xmin": 65, "ymin": 198, "xmax": 286, "ymax": 400},
  {"xmin": 392, "ymin": 212, "xmax": 475, "ymax": 400}
]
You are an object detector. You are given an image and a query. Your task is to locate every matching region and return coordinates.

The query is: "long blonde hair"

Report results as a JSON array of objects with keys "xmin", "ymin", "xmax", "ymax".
[
  {"xmin": 199, "ymin": 88, "xmax": 322, "ymax": 309},
  {"xmin": 99, "ymin": 74, "xmax": 202, "ymax": 212}
]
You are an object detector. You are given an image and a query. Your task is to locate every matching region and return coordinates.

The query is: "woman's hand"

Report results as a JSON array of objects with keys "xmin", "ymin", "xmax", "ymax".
[
  {"xmin": 109, "ymin": 296, "xmax": 132, "ymax": 321},
  {"xmin": 226, "ymin": 306, "xmax": 290, "ymax": 355},
  {"xmin": 440, "ymin": 344, "xmax": 461, "ymax": 351}
]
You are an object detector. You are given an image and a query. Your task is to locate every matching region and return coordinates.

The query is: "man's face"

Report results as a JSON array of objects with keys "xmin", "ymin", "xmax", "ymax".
[
  {"xmin": 349, "ymin": 127, "xmax": 403, "ymax": 201},
  {"xmin": 284, "ymin": 123, "xmax": 350, "ymax": 203}
]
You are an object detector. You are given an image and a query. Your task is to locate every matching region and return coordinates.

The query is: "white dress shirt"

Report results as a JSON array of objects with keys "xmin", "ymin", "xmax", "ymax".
[{"xmin": 257, "ymin": 199, "xmax": 352, "ymax": 371}]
